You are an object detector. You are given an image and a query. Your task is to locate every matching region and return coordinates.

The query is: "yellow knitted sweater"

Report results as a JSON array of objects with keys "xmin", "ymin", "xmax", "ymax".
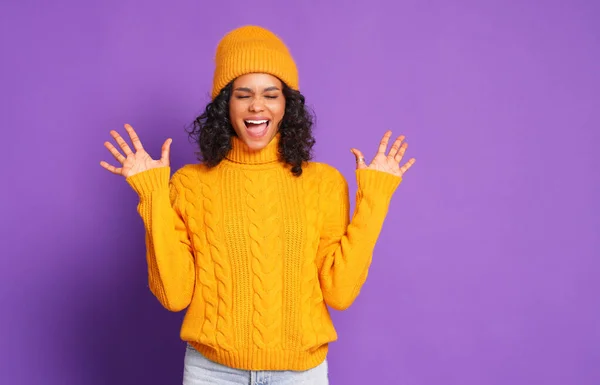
[{"xmin": 125, "ymin": 134, "xmax": 401, "ymax": 371}]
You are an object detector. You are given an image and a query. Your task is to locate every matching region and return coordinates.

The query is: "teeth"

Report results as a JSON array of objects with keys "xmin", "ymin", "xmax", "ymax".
[{"xmin": 245, "ymin": 119, "xmax": 268, "ymax": 124}]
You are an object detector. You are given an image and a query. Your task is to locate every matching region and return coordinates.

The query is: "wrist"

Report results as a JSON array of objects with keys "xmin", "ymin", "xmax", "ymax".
[
  {"xmin": 126, "ymin": 167, "xmax": 171, "ymax": 196},
  {"xmin": 356, "ymin": 169, "xmax": 401, "ymax": 196}
]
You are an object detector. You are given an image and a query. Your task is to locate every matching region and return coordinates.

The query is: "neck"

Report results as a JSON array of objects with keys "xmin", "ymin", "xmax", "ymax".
[{"xmin": 225, "ymin": 133, "xmax": 281, "ymax": 165}]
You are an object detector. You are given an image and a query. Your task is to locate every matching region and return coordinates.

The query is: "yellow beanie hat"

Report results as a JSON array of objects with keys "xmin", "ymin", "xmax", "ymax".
[{"xmin": 211, "ymin": 25, "xmax": 299, "ymax": 99}]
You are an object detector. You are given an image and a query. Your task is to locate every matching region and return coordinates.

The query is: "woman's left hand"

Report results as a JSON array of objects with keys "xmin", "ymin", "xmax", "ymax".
[{"xmin": 351, "ymin": 130, "xmax": 416, "ymax": 178}]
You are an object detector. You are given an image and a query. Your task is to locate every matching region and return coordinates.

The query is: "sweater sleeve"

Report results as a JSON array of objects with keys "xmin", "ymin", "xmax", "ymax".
[
  {"xmin": 125, "ymin": 166, "xmax": 195, "ymax": 312},
  {"xmin": 317, "ymin": 168, "xmax": 401, "ymax": 310}
]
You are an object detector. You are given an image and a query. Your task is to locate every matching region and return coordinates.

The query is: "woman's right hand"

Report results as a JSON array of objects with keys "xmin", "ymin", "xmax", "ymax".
[{"xmin": 100, "ymin": 124, "xmax": 172, "ymax": 178}]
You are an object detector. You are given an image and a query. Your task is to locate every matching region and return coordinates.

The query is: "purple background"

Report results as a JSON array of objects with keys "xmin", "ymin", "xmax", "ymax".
[{"xmin": 1, "ymin": 0, "xmax": 599, "ymax": 384}]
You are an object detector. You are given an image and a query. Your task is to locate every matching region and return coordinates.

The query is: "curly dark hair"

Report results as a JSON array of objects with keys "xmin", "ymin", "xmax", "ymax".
[{"xmin": 187, "ymin": 80, "xmax": 316, "ymax": 176}]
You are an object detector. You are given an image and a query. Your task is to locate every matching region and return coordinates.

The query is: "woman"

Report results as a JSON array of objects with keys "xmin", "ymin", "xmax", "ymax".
[{"xmin": 100, "ymin": 25, "xmax": 415, "ymax": 384}]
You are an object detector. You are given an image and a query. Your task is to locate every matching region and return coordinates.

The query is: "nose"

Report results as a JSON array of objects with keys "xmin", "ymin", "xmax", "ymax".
[{"xmin": 248, "ymin": 97, "xmax": 265, "ymax": 112}]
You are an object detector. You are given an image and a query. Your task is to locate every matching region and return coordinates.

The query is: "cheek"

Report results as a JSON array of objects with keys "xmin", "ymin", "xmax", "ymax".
[
  {"xmin": 272, "ymin": 100, "xmax": 286, "ymax": 121},
  {"xmin": 229, "ymin": 101, "xmax": 243, "ymax": 122}
]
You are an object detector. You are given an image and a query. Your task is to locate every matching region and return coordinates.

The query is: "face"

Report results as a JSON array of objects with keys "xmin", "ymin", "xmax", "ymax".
[{"xmin": 229, "ymin": 73, "xmax": 286, "ymax": 151}]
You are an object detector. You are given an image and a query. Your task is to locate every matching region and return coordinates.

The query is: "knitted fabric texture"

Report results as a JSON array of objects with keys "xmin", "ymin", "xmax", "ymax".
[
  {"xmin": 126, "ymin": 135, "xmax": 402, "ymax": 371},
  {"xmin": 211, "ymin": 25, "xmax": 299, "ymax": 99}
]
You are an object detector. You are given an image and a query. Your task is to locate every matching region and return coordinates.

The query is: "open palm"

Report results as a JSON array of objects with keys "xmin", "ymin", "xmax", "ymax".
[
  {"xmin": 100, "ymin": 124, "xmax": 172, "ymax": 178},
  {"xmin": 351, "ymin": 130, "xmax": 416, "ymax": 178}
]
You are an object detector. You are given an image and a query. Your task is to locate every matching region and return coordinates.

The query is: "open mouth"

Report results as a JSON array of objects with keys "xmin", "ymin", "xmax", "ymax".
[{"xmin": 244, "ymin": 119, "xmax": 270, "ymax": 138}]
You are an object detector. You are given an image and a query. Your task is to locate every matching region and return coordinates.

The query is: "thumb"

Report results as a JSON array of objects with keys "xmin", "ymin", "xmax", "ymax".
[
  {"xmin": 350, "ymin": 148, "xmax": 367, "ymax": 169},
  {"xmin": 161, "ymin": 138, "xmax": 172, "ymax": 163}
]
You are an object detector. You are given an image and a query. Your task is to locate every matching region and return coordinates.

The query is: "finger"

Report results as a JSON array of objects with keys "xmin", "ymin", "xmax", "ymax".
[
  {"xmin": 124, "ymin": 124, "xmax": 144, "ymax": 152},
  {"xmin": 394, "ymin": 142, "xmax": 408, "ymax": 163},
  {"xmin": 399, "ymin": 158, "xmax": 416, "ymax": 174},
  {"xmin": 99, "ymin": 160, "xmax": 123, "ymax": 175},
  {"xmin": 110, "ymin": 130, "xmax": 134, "ymax": 156},
  {"xmin": 377, "ymin": 130, "xmax": 392, "ymax": 155},
  {"xmin": 161, "ymin": 138, "xmax": 172, "ymax": 163},
  {"xmin": 388, "ymin": 135, "xmax": 405, "ymax": 159},
  {"xmin": 104, "ymin": 141, "xmax": 126, "ymax": 164},
  {"xmin": 350, "ymin": 148, "xmax": 368, "ymax": 169}
]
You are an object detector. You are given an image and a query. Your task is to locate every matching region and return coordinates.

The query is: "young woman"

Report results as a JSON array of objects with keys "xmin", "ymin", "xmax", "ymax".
[{"xmin": 100, "ymin": 25, "xmax": 415, "ymax": 384}]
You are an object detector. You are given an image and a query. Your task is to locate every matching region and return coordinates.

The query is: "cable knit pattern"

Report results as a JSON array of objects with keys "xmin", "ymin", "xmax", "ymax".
[
  {"xmin": 313, "ymin": 176, "xmax": 337, "ymax": 345},
  {"xmin": 245, "ymin": 169, "xmax": 283, "ymax": 349},
  {"xmin": 181, "ymin": 172, "xmax": 217, "ymax": 347},
  {"xmin": 300, "ymin": 168, "xmax": 320, "ymax": 349},
  {"xmin": 199, "ymin": 169, "xmax": 234, "ymax": 350},
  {"xmin": 125, "ymin": 133, "xmax": 402, "ymax": 371}
]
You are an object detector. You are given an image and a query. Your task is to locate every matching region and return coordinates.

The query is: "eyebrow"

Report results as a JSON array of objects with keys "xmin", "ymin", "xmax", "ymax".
[{"xmin": 234, "ymin": 86, "xmax": 281, "ymax": 93}]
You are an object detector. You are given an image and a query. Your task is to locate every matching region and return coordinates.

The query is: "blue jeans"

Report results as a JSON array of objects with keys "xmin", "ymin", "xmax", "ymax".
[{"xmin": 183, "ymin": 344, "xmax": 329, "ymax": 385}]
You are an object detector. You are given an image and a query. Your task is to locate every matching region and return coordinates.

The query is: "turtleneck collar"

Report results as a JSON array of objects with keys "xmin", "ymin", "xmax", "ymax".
[{"xmin": 225, "ymin": 133, "xmax": 281, "ymax": 165}]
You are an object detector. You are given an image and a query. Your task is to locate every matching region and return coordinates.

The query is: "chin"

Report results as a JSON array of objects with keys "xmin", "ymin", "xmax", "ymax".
[{"xmin": 243, "ymin": 134, "xmax": 274, "ymax": 151}]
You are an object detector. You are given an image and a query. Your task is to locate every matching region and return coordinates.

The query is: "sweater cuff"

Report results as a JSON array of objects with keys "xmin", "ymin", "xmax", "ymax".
[
  {"xmin": 125, "ymin": 167, "xmax": 171, "ymax": 197},
  {"xmin": 356, "ymin": 169, "xmax": 402, "ymax": 197}
]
